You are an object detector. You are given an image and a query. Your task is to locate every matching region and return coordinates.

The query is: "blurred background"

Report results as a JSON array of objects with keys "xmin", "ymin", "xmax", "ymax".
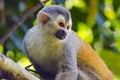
[{"xmin": 0, "ymin": 0, "xmax": 120, "ymax": 79}]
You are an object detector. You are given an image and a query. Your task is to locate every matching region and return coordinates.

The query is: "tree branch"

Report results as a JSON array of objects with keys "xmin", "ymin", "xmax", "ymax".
[
  {"xmin": 0, "ymin": 54, "xmax": 40, "ymax": 80},
  {"xmin": 0, "ymin": 0, "xmax": 49, "ymax": 44}
]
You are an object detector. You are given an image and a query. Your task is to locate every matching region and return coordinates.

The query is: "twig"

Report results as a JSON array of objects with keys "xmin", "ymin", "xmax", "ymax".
[
  {"xmin": 0, "ymin": 54, "xmax": 40, "ymax": 80},
  {"xmin": 0, "ymin": 0, "xmax": 49, "ymax": 44},
  {"xmin": 39, "ymin": 0, "xmax": 46, "ymax": 7}
]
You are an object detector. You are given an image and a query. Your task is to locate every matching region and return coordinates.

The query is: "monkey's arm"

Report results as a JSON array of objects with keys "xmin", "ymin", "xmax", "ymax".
[
  {"xmin": 55, "ymin": 48, "xmax": 78, "ymax": 80},
  {"xmin": 55, "ymin": 39, "xmax": 78, "ymax": 80},
  {"xmin": 77, "ymin": 41, "xmax": 114, "ymax": 80}
]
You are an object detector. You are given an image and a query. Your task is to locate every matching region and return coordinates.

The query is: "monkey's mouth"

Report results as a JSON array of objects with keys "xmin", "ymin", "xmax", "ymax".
[{"xmin": 55, "ymin": 30, "xmax": 67, "ymax": 40}]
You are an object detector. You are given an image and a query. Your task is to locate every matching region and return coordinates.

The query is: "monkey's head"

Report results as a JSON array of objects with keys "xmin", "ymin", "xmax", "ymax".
[{"xmin": 37, "ymin": 5, "xmax": 72, "ymax": 40}]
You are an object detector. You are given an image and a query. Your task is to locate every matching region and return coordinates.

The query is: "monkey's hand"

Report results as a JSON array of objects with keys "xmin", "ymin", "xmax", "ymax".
[{"xmin": 55, "ymin": 71, "xmax": 78, "ymax": 80}]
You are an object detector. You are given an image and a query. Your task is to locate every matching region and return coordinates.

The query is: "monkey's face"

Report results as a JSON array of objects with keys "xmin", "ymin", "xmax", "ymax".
[
  {"xmin": 38, "ymin": 12, "xmax": 72, "ymax": 40},
  {"xmin": 54, "ymin": 15, "xmax": 72, "ymax": 40}
]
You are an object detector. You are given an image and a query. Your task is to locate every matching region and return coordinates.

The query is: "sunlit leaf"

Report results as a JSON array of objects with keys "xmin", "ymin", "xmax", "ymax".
[
  {"xmin": 15, "ymin": 52, "xmax": 26, "ymax": 62},
  {"xmin": 104, "ymin": 0, "xmax": 113, "ymax": 4},
  {"xmin": 113, "ymin": 20, "xmax": 120, "ymax": 30},
  {"xmin": 65, "ymin": 0, "xmax": 86, "ymax": 9},
  {"xmin": 7, "ymin": 51, "xmax": 15, "ymax": 59},
  {"xmin": 77, "ymin": 23, "xmax": 93, "ymax": 43},
  {"xmin": 104, "ymin": 5, "xmax": 116, "ymax": 20},
  {"xmin": 73, "ymin": 0, "xmax": 86, "ymax": 8},
  {"xmin": 104, "ymin": 20, "xmax": 111, "ymax": 28},
  {"xmin": 45, "ymin": 0, "xmax": 52, "ymax": 6},
  {"xmin": 65, "ymin": 0, "xmax": 72, "ymax": 9},
  {"xmin": 17, "ymin": 57, "xmax": 33, "ymax": 69},
  {"xmin": 33, "ymin": 20, "xmax": 37, "ymax": 26},
  {"xmin": 0, "ymin": 45, "xmax": 3, "ymax": 53}
]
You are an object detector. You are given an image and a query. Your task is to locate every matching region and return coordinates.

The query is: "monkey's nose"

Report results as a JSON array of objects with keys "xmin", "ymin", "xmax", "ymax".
[{"xmin": 55, "ymin": 29, "xmax": 67, "ymax": 40}]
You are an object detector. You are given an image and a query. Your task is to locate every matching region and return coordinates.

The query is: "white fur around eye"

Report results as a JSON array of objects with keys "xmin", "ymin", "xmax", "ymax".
[
  {"xmin": 57, "ymin": 15, "xmax": 65, "ymax": 23},
  {"xmin": 57, "ymin": 15, "xmax": 65, "ymax": 20}
]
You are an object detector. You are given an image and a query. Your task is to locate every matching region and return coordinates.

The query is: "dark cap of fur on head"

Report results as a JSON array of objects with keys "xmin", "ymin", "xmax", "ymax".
[{"xmin": 40, "ymin": 5, "xmax": 71, "ymax": 22}]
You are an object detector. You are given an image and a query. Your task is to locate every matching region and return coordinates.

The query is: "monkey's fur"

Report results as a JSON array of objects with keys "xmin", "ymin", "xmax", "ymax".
[{"xmin": 23, "ymin": 5, "xmax": 114, "ymax": 80}]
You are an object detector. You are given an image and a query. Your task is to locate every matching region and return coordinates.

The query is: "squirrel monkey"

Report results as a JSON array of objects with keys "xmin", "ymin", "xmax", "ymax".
[{"xmin": 23, "ymin": 5, "xmax": 114, "ymax": 80}]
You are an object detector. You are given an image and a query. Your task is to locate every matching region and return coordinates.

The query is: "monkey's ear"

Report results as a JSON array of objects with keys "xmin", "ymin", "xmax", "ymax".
[{"xmin": 38, "ymin": 12, "xmax": 49, "ymax": 25}]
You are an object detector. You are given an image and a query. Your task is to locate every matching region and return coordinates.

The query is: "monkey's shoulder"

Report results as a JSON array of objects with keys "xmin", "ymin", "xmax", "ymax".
[
  {"xmin": 23, "ymin": 26, "xmax": 41, "ymax": 45},
  {"xmin": 65, "ymin": 30, "xmax": 83, "ymax": 51}
]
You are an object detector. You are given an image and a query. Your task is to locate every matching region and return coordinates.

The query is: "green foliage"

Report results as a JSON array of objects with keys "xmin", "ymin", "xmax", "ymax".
[
  {"xmin": 99, "ymin": 49, "xmax": 120, "ymax": 79},
  {"xmin": 77, "ymin": 23, "xmax": 93, "ymax": 43},
  {"xmin": 0, "ymin": 0, "xmax": 120, "ymax": 79},
  {"xmin": 0, "ymin": 45, "xmax": 3, "ymax": 53}
]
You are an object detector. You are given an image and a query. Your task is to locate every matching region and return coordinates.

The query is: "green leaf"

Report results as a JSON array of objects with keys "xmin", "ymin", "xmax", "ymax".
[
  {"xmin": 77, "ymin": 23, "xmax": 93, "ymax": 43},
  {"xmin": 0, "ymin": 45, "xmax": 3, "ymax": 53}
]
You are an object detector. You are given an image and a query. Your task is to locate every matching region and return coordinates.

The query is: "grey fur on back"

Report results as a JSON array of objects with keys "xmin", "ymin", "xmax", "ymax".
[{"xmin": 40, "ymin": 5, "xmax": 71, "ymax": 22}]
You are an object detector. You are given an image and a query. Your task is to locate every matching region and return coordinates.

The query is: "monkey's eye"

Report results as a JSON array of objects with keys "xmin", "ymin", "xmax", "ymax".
[
  {"xmin": 59, "ymin": 22, "xmax": 64, "ymax": 27},
  {"xmin": 67, "ymin": 26, "xmax": 70, "ymax": 29}
]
